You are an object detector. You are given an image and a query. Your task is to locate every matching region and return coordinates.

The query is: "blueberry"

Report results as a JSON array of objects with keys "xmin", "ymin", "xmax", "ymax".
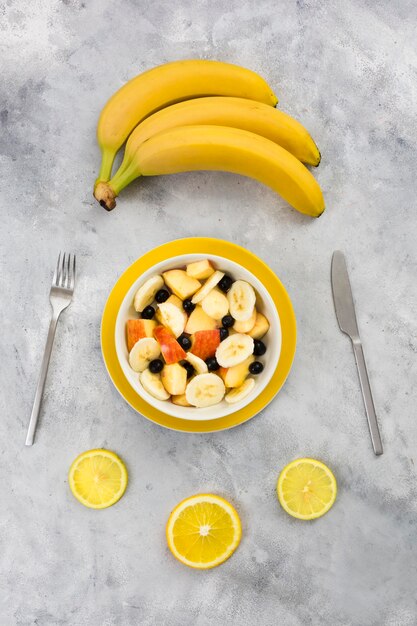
[
  {"xmin": 206, "ymin": 357, "xmax": 220, "ymax": 372},
  {"xmin": 183, "ymin": 299, "xmax": 196, "ymax": 314},
  {"xmin": 222, "ymin": 315, "xmax": 234, "ymax": 328},
  {"xmin": 141, "ymin": 305, "xmax": 155, "ymax": 319},
  {"xmin": 253, "ymin": 340, "xmax": 267, "ymax": 356},
  {"xmin": 177, "ymin": 334, "xmax": 192, "ymax": 350},
  {"xmin": 149, "ymin": 359, "xmax": 163, "ymax": 374},
  {"xmin": 180, "ymin": 360, "xmax": 194, "ymax": 378},
  {"xmin": 155, "ymin": 289, "xmax": 170, "ymax": 303},
  {"xmin": 219, "ymin": 327, "xmax": 229, "ymax": 341},
  {"xmin": 218, "ymin": 275, "xmax": 234, "ymax": 293},
  {"xmin": 249, "ymin": 361, "xmax": 264, "ymax": 375}
]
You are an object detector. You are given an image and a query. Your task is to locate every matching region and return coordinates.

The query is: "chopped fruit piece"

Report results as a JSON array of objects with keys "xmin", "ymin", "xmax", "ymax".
[
  {"xmin": 216, "ymin": 333, "xmax": 254, "ymax": 367},
  {"xmin": 166, "ymin": 494, "xmax": 241, "ymax": 569},
  {"xmin": 277, "ymin": 458, "xmax": 337, "ymax": 520},
  {"xmin": 253, "ymin": 339, "xmax": 267, "ymax": 356},
  {"xmin": 155, "ymin": 288, "xmax": 170, "ymax": 303},
  {"xmin": 149, "ymin": 358, "xmax": 164, "ymax": 373},
  {"xmin": 183, "ymin": 298, "xmax": 195, "ymax": 314},
  {"xmin": 185, "ymin": 352, "xmax": 208, "ymax": 374},
  {"xmin": 161, "ymin": 363, "xmax": 187, "ymax": 395},
  {"xmin": 218, "ymin": 355, "xmax": 254, "ymax": 388},
  {"xmin": 249, "ymin": 361, "xmax": 264, "ymax": 375},
  {"xmin": 129, "ymin": 337, "xmax": 161, "ymax": 372},
  {"xmin": 202, "ymin": 288, "xmax": 229, "ymax": 319},
  {"xmin": 225, "ymin": 378, "xmax": 255, "ymax": 404},
  {"xmin": 190, "ymin": 330, "xmax": 221, "ymax": 361},
  {"xmin": 221, "ymin": 314, "xmax": 234, "ymax": 328},
  {"xmin": 248, "ymin": 312, "xmax": 270, "ymax": 339},
  {"xmin": 68, "ymin": 449, "xmax": 128, "ymax": 509},
  {"xmin": 219, "ymin": 327, "xmax": 229, "ymax": 341},
  {"xmin": 206, "ymin": 357, "xmax": 220, "ymax": 372},
  {"xmin": 166, "ymin": 294, "xmax": 183, "ymax": 309},
  {"xmin": 191, "ymin": 270, "xmax": 225, "ymax": 304},
  {"xmin": 227, "ymin": 280, "xmax": 256, "ymax": 321},
  {"xmin": 141, "ymin": 305, "xmax": 155, "ymax": 319},
  {"xmin": 153, "ymin": 326, "xmax": 187, "ymax": 364},
  {"xmin": 157, "ymin": 302, "xmax": 187, "ymax": 337},
  {"xmin": 177, "ymin": 334, "xmax": 192, "ymax": 350},
  {"xmin": 218, "ymin": 274, "xmax": 234, "ymax": 293},
  {"xmin": 186, "ymin": 259, "xmax": 215, "ymax": 280},
  {"xmin": 126, "ymin": 319, "xmax": 156, "ymax": 352},
  {"xmin": 185, "ymin": 306, "xmax": 217, "ymax": 334},
  {"xmin": 171, "ymin": 393, "xmax": 192, "ymax": 407},
  {"xmin": 133, "ymin": 274, "xmax": 164, "ymax": 312},
  {"xmin": 233, "ymin": 307, "xmax": 257, "ymax": 333},
  {"xmin": 186, "ymin": 373, "xmax": 225, "ymax": 407},
  {"xmin": 163, "ymin": 269, "xmax": 201, "ymax": 300},
  {"xmin": 140, "ymin": 368, "xmax": 170, "ymax": 400},
  {"xmin": 180, "ymin": 360, "xmax": 194, "ymax": 378}
]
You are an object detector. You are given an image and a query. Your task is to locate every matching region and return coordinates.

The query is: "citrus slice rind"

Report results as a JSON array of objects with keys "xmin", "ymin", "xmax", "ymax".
[
  {"xmin": 277, "ymin": 458, "xmax": 337, "ymax": 520},
  {"xmin": 166, "ymin": 494, "xmax": 241, "ymax": 569},
  {"xmin": 68, "ymin": 449, "xmax": 128, "ymax": 509}
]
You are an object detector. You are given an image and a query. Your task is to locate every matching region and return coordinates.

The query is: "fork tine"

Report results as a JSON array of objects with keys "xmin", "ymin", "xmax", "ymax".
[
  {"xmin": 60, "ymin": 252, "xmax": 67, "ymax": 288},
  {"xmin": 65, "ymin": 253, "xmax": 71, "ymax": 289},
  {"xmin": 53, "ymin": 252, "xmax": 61, "ymax": 286},
  {"xmin": 70, "ymin": 254, "xmax": 76, "ymax": 290}
]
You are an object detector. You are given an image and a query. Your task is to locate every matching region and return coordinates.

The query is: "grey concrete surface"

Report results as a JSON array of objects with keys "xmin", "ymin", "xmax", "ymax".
[{"xmin": 1, "ymin": 1, "xmax": 417, "ymax": 624}]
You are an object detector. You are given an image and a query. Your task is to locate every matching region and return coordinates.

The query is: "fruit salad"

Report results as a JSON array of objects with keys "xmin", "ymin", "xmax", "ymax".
[{"xmin": 126, "ymin": 260, "xmax": 270, "ymax": 408}]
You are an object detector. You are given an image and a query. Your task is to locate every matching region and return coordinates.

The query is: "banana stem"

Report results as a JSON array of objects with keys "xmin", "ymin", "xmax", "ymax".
[
  {"xmin": 96, "ymin": 148, "xmax": 116, "ymax": 184},
  {"xmin": 94, "ymin": 161, "xmax": 142, "ymax": 210},
  {"xmin": 94, "ymin": 182, "xmax": 117, "ymax": 211},
  {"xmin": 110, "ymin": 161, "xmax": 142, "ymax": 195}
]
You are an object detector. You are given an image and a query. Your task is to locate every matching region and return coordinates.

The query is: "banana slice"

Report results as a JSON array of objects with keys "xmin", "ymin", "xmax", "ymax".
[
  {"xmin": 185, "ymin": 351, "xmax": 208, "ymax": 374},
  {"xmin": 233, "ymin": 307, "xmax": 257, "ymax": 333},
  {"xmin": 139, "ymin": 368, "xmax": 170, "ymax": 400},
  {"xmin": 191, "ymin": 270, "xmax": 224, "ymax": 304},
  {"xmin": 129, "ymin": 337, "xmax": 161, "ymax": 372},
  {"xmin": 133, "ymin": 275, "xmax": 164, "ymax": 312},
  {"xmin": 227, "ymin": 280, "xmax": 256, "ymax": 321},
  {"xmin": 185, "ymin": 373, "xmax": 225, "ymax": 408},
  {"xmin": 216, "ymin": 333, "xmax": 254, "ymax": 367},
  {"xmin": 225, "ymin": 378, "xmax": 255, "ymax": 404},
  {"xmin": 201, "ymin": 288, "xmax": 229, "ymax": 320},
  {"xmin": 157, "ymin": 302, "xmax": 186, "ymax": 337}
]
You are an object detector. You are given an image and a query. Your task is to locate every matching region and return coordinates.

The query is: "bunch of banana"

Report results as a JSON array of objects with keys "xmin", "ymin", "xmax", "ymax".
[{"xmin": 94, "ymin": 59, "xmax": 324, "ymax": 217}]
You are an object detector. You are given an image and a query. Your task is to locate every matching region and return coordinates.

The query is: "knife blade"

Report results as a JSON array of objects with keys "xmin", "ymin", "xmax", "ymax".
[{"xmin": 331, "ymin": 251, "xmax": 383, "ymax": 455}]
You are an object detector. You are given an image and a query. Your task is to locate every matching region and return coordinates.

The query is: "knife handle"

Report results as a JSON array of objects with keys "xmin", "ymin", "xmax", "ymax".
[{"xmin": 352, "ymin": 340, "xmax": 383, "ymax": 455}]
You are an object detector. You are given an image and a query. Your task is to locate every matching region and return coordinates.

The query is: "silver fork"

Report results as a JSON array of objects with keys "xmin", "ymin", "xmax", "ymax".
[{"xmin": 25, "ymin": 252, "xmax": 76, "ymax": 446}]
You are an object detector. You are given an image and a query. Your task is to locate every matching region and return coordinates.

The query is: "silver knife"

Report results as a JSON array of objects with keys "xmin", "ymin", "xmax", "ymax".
[{"xmin": 331, "ymin": 251, "xmax": 383, "ymax": 455}]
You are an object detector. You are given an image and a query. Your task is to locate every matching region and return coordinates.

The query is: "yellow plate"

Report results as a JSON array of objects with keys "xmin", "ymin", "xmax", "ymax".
[{"xmin": 101, "ymin": 238, "xmax": 296, "ymax": 432}]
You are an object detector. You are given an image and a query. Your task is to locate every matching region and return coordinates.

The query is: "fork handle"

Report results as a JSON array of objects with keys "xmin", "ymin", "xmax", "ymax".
[
  {"xmin": 352, "ymin": 340, "xmax": 383, "ymax": 456},
  {"xmin": 25, "ymin": 312, "xmax": 60, "ymax": 446}
]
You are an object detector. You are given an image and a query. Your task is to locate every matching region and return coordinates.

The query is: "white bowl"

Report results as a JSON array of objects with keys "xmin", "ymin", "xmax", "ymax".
[{"xmin": 115, "ymin": 254, "xmax": 281, "ymax": 421}]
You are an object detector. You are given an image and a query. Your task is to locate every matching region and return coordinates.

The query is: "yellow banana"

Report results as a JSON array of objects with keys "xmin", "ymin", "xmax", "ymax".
[
  {"xmin": 95, "ymin": 60, "xmax": 278, "ymax": 184},
  {"xmin": 102, "ymin": 97, "xmax": 320, "ymax": 194},
  {"xmin": 94, "ymin": 125, "xmax": 325, "ymax": 217}
]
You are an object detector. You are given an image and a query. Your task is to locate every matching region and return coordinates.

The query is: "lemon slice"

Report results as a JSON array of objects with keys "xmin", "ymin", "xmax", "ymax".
[
  {"xmin": 277, "ymin": 458, "xmax": 337, "ymax": 520},
  {"xmin": 166, "ymin": 494, "xmax": 241, "ymax": 569},
  {"xmin": 69, "ymin": 449, "xmax": 128, "ymax": 509}
]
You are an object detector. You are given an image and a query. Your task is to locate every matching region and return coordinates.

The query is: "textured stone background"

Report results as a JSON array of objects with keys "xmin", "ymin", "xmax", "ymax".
[{"xmin": 1, "ymin": 1, "xmax": 417, "ymax": 624}]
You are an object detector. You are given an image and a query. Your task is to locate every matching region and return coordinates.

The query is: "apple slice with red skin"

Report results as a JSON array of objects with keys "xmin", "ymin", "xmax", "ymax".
[
  {"xmin": 154, "ymin": 326, "xmax": 187, "ymax": 364},
  {"xmin": 126, "ymin": 319, "xmax": 157, "ymax": 352},
  {"xmin": 190, "ymin": 330, "xmax": 221, "ymax": 361}
]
